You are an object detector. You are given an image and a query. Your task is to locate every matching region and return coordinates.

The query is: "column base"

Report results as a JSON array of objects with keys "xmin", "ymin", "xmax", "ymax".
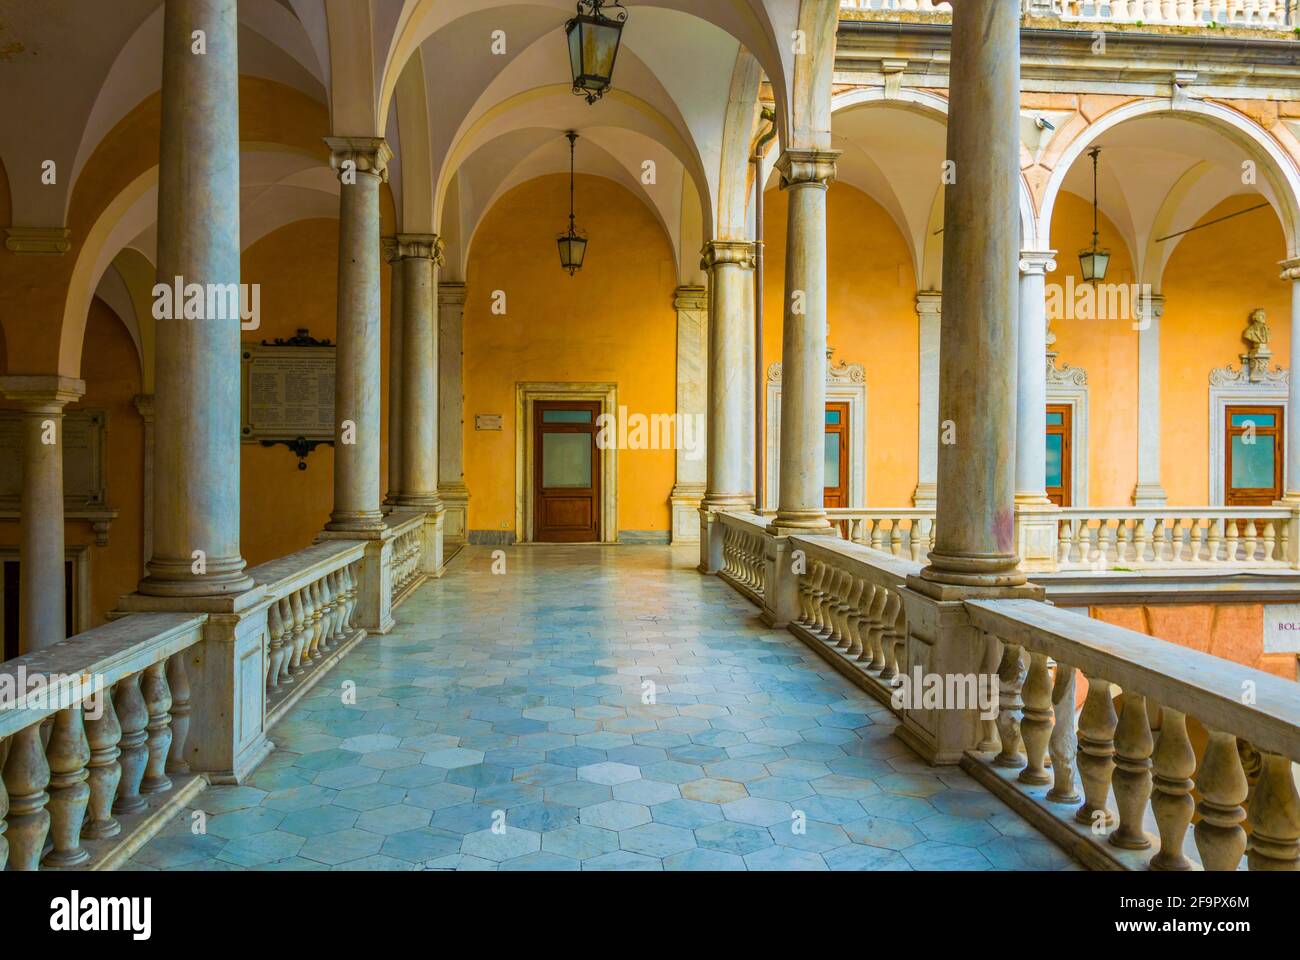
[
  {"xmin": 438, "ymin": 482, "xmax": 470, "ymax": 544},
  {"xmin": 393, "ymin": 493, "xmax": 445, "ymax": 511},
  {"xmin": 910, "ymin": 564, "xmax": 1044, "ymax": 601},
  {"xmin": 766, "ymin": 512, "xmax": 834, "ymax": 538},
  {"xmin": 325, "ymin": 511, "xmax": 388, "ymax": 533},
  {"xmin": 670, "ymin": 483, "xmax": 705, "ymax": 544},
  {"xmin": 138, "ymin": 557, "xmax": 255, "ymax": 599},
  {"xmin": 1131, "ymin": 483, "xmax": 1168, "ymax": 507}
]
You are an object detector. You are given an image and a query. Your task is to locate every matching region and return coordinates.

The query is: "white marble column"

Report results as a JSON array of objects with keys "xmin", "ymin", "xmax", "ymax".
[
  {"xmin": 383, "ymin": 237, "xmax": 404, "ymax": 507},
  {"xmin": 394, "ymin": 234, "xmax": 443, "ymax": 510},
  {"xmin": 133, "ymin": 393, "xmax": 154, "ymax": 575},
  {"xmin": 141, "ymin": 0, "xmax": 251, "ymax": 597},
  {"xmin": 671, "ymin": 285, "xmax": 708, "ymax": 543},
  {"xmin": 438, "ymin": 282, "xmax": 470, "ymax": 542},
  {"xmin": 1280, "ymin": 258, "xmax": 1300, "ymax": 501},
  {"xmin": 769, "ymin": 149, "xmax": 839, "ymax": 537},
  {"xmin": 917, "ymin": 0, "xmax": 1028, "ymax": 593},
  {"xmin": 0, "ymin": 377, "xmax": 84, "ymax": 650},
  {"xmin": 1133, "ymin": 292, "xmax": 1167, "ymax": 506},
  {"xmin": 914, "ymin": 292, "xmax": 942, "ymax": 508},
  {"xmin": 699, "ymin": 242, "xmax": 755, "ymax": 572},
  {"xmin": 324, "ymin": 137, "xmax": 391, "ymax": 533},
  {"xmin": 1016, "ymin": 251, "xmax": 1056, "ymax": 504}
]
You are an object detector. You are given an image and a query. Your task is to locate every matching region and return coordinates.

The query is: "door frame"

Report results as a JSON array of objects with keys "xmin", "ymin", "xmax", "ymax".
[
  {"xmin": 1209, "ymin": 370, "xmax": 1288, "ymax": 505},
  {"xmin": 515, "ymin": 382, "xmax": 618, "ymax": 544},
  {"xmin": 1045, "ymin": 402, "xmax": 1073, "ymax": 507},
  {"xmin": 1223, "ymin": 403, "xmax": 1285, "ymax": 506}
]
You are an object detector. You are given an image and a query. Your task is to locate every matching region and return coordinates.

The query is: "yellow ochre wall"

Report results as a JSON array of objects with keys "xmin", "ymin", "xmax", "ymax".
[
  {"xmin": 462, "ymin": 173, "xmax": 678, "ymax": 539},
  {"xmin": 762, "ymin": 182, "xmax": 921, "ymax": 507}
]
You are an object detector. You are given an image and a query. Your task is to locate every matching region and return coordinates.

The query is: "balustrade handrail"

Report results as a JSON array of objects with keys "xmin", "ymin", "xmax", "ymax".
[
  {"xmin": 967, "ymin": 598, "xmax": 1300, "ymax": 762},
  {"xmin": 247, "ymin": 539, "xmax": 367, "ymax": 602},
  {"xmin": 838, "ymin": 0, "xmax": 1298, "ymax": 30},
  {"xmin": 789, "ymin": 532, "xmax": 922, "ymax": 587},
  {"xmin": 1060, "ymin": 505, "xmax": 1294, "ymax": 519},
  {"xmin": 0, "ymin": 613, "xmax": 205, "ymax": 740}
]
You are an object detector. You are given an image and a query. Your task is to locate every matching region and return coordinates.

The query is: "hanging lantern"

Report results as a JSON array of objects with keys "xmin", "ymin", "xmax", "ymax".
[
  {"xmin": 557, "ymin": 131, "xmax": 588, "ymax": 276},
  {"xmin": 566, "ymin": 0, "xmax": 627, "ymax": 105},
  {"xmin": 1079, "ymin": 146, "xmax": 1110, "ymax": 283}
]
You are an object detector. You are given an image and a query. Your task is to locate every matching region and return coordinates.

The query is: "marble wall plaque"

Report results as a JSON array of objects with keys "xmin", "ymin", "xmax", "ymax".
[{"xmin": 241, "ymin": 343, "xmax": 335, "ymax": 442}]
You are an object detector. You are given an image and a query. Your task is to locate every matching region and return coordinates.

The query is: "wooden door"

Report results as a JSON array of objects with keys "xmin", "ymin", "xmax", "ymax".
[
  {"xmin": 534, "ymin": 401, "xmax": 601, "ymax": 542},
  {"xmin": 1225, "ymin": 405, "xmax": 1284, "ymax": 506},
  {"xmin": 825, "ymin": 403, "xmax": 850, "ymax": 536},
  {"xmin": 1046, "ymin": 404, "xmax": 1072, "ymax": 507}
]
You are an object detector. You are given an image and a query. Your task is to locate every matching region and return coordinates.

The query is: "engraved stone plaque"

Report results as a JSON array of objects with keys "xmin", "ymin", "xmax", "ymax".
[{"xmin": 241, "ymin": 339, "xmax": 335, "ymax": 443}]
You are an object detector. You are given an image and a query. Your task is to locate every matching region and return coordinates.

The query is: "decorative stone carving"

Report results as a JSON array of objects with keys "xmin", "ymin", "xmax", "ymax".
[
  {"xmin": 1209, "ymin": 362, "xmax": 1288, "ymax": 388},
  {"xmin": 767, "ymin": 347, "xmax": 865, "ymax": 385},
  {"xmin": 1046, "ymin": 349, "xmax": 1087, "ymax": 386}
]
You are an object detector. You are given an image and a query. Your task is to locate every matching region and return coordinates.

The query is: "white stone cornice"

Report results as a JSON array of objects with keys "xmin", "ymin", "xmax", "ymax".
[
  {"xmin": 325, "ymin": 136, "xmax": 392, "ymax": 183},
  {"xmin": 5, "ymin": 227, "xmax": 71, "ymax": 256},
  {"xmin": 395, "ymin": 233, "xmax": 444, "ymax": 264}
]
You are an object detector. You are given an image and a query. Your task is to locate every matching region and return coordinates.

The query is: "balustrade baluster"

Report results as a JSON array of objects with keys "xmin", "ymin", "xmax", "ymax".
[
  {"xmin": 289, "ymin": 589, "xmax": 308, "ymax": 675},
  {"xmin": 167, "ymin": 654, "xmax": 192, "ymax": 775},
  {"xmin": 277, "ymin": 596, "xmax": 297, "ymax": 684},
  {"xmin": 1019, "ymin": 652, "xmax": 1053, "ymax": 785},
  {"xmin": 1150, "ymin": 708, "xmax": 1196, "ymax": 870},
  {"xmin": 1246, "ymin": 751, "xmax": 1300, "ymax": 870},
  {"xmin": 1110, "ymin": 692, "xmax": 1154, "ymax": 849},
  {"xmin": 1048, "ymin": 663, "xmax": 1080, "ymax": 802},
  {"xmin": 43, "ymin": 706, "xmax": 91, "ymax": 867},
  {"xmin": 1075, "ymin": 674, "xmax": 1117, "ymax": 829},
  {"xmin": 113, "ymin": 673, "xmax": 149, "ymax": 815},
  {"xmin": 881, "ymin": 592, "xmax": 904, "ymax": 681},
  {"xmin": 1194, "ymin": 728, "xmax": 1249, "ymax": 870},
  {"xmin": 267, "ymin": 599, "xmax": 285, "ymax": 691},
  {"xmin": 1133, "ymin": 519, "xmax": 1151, "ymax": 567},
  {"xmin": 889, "ymin": 522, "xmax": 903, "ymax": 557},
  {"xmin": 860, "ymin": 585, "xmax": 887, "ymax": 666},
  {"xmin": 318, "ymin": 574, "xmax": 336, "ymax": 651},
  {"xmin": 309, "ymin": 579, "xmax": 326, "ymax": 660},
  {"xmin": 796, "ymin": 562, "xmax": 817, "ymax": 625},
  {"xmin": 140, "ymin": 661, "xmax": 173, "ymax": 794},
  {"xmin": 840, "ymin": 578, "xmax": 865, "ymax": 653},
  {"xmin": 82, "ymin": 688, "xmax": 122, "ymax": 840},
  {"xmin": 869, "ymin": 519, "xmax": 885, "ymax": 551},
  {"xmin": 994, "ymin": 641, "xmax": 1027, "ymax": 768},
  {"xmin": 1057, "ymin": 518, "xmax": 1074, "ymax": 566},
  {"xmin": 3, "ymin": 724, "xmax": 51, "ymax": 870}
]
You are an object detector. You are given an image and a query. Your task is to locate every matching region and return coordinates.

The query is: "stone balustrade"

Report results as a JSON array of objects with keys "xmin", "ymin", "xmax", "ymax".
[
  {"xmin": 828, "ymin": 508, "xmax": 936, "ymax": 561},
  {"xmin": 388, "ymin": 512, "xmax": 427, "ymax": 605},
  {"xmin": 717, "ymin": 511, "xmax": 769, "ymax": 603},
  {"xmin": 1056, "ymin": 507, "xmax": 1295, "ymax": 571},
  {"xmin": 838, "ymin": 0, "xmax": 1297, "ymax": 28},
  {"xmin": 247, "ymin": 541, "xmax": 368, "ymax": 724},
  {"xmin": 966, "ymin": 598, "xmax": 1300, "ymax": 870},
  {"xmin": 0, "ymin": 613, "xmax": 206, "ymax": 870}
]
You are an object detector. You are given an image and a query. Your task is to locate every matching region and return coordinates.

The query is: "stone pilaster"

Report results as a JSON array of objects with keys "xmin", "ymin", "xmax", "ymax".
[
  {"xmin": 133, "ymin": 394, "xmax": 155, "ymax": 576},
  {"xmin": 383, "ymin": 237, "xmax": 404, "ymax": 507},
  {"xmin": 393, "ymin": 233, "xmax": 443, "ymax": 511},
  {"xmin": 0, "ymin": 375, "xmax": 85, "ymax": 651},
  {"xmin": 1015, "ymin": 251, "xmax": 1056, "ymax": 505},
  {"xmin": 769, "ymin": 148, "xmax": 839, "ymax": 538},
  {"xmin": 438, "ymin": 282, "xmax": 470, "ymax": 543},
  {"xmin": 140, "ymin": 0, "xmax": 251, "ymax": 598},
  {"xmin": 699, "ymin": 241, "xmax": 755, "ymax": 573},
  {"xmin": 1132, "ymin": 292, "xmax": 1167, "ymax": 507},
  {"xmin": 914, "ymin": 292, "xmax": 942, "ymax": 509},
  {"xmin": 671, "ymin": 284, "xmax": 708, "ymax": 544},
  {"xmin": 323, "ymin": 136, "xmax": 392, "ymax": 534},
  {"xmin": 1280, "ymin": 258, "xmax": 1300, "ymax": 502}
]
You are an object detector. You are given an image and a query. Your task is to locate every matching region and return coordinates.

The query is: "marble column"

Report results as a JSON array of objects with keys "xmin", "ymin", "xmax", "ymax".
[
  {"xmin": 1015, "ymin": 251, "xmax": 1056, "ymax": 505},
  {"xmin": 438, "ymin": 282, "xmax": 470, "ymax": 542},
  {"xmin": 324, "ymin": 136, "xmax": 391, "ymax": 533},
  {"xmin": 917, "ymin": 0, "xmax": 1027, "ymax": 594},
  {"xmin": 699, "ymin": 242, "xmax": 755, "ymax": 572},
  {"xmin": 670, "ymin": 285, "xmax": 708, "ymax": 543},
  {"xmin": 140, "ymin": 0, "xmax": 251, "ymax": 597},
  {"xmin": 769, "ymin": 149, "xmax": 839, "ymax": 537},
  {"xmin": 383, "ymin": 237, "xmax": 404, "ymax": 507},
  {"xmin": 914, "ymin": 292, "xmax": 942, "ymax": 509},
  {"xmin": 1133, "ymin": 292, "xmax": 1167, "ymax": 507},
  {"xmin": 0, "ymin": 376, "xmax": 84, "ymax": 650},
  {"xmin": 394, "ymin": 233, "xmax": 443, "ymax": 510}
]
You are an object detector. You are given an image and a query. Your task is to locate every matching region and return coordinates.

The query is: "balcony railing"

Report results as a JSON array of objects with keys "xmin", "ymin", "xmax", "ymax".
[
  {"xmin": 822, "ymin": 505, "xmax": 1300, "ymax": 573},
  {"xmin": 709, "ymin": 515, "xmax": 1300, "ymax": 870},
  {"xmin": 0, "ymin": 509, "xmax": 438, "ymax": 871},
  {"xmin": 839, "ymin": 0, "xmax": 1298, "ymax": 29}
]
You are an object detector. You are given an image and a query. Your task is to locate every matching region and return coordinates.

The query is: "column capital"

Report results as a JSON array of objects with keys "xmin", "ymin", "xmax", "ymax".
[
  {"xmin": 775, "ymin": 149, "xmax": 840, "ymax": 189},
  {"xmin": 395, "ymin": 233, "xmax": 444, "ymax": 264},
  {"xmin": 325, "ymin": 136, "xmax": 392, "ymax": 182},
  {"xmin": 673, "ymin": 284, "xmax": 708, "ymax": 312},
  {"xmin": 1279, "ymin": 256, "xmax": 1300, "ymax": 281},
  {"xmin": 438, "ymin": 281, "xmax": 466, "ymax": 309},
  {"xmin": 915, "ymin": 290, "xmax": 943, "ymax": 315},
  {"xmin": 133, "ymin": 393, "xmax": 155, "ymax": 422},
  {"xmin": 382, "ymin": 235, "xmax": 401, "ymax": 264},
  {"xmin": 1018, "ymin": 250, "xmax": 1058, "ymax": 275},
  {"xmin": 701, "ymin": 240, "xmax": 755, "ymax": 271},
  {"xmin": 1137, "ymin": 291, "xmax": 1166, "ymax": 321},
  {"xmin": 5, "ymin": 226, "xmax": 72, "ymax": 256},
  {"xmin": 0, "ymin": 374, "xmax": 85, "ymax": 409}
]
